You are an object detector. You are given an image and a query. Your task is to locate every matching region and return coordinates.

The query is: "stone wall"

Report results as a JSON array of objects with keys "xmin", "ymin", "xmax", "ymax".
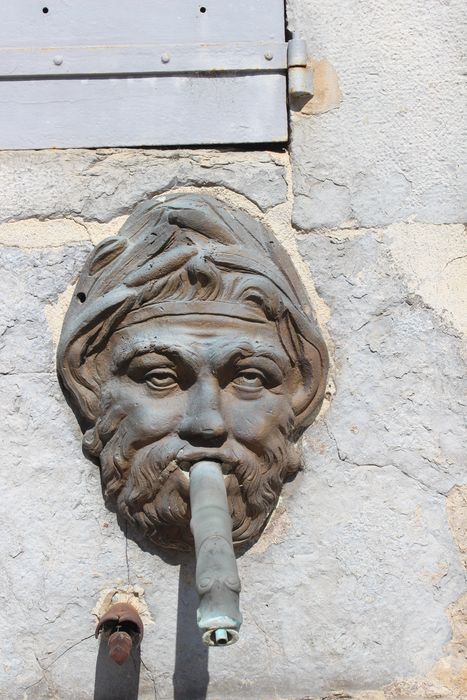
[{"xmin": 0, "ymin": 1, "xmax": 466, "ymax": 698}]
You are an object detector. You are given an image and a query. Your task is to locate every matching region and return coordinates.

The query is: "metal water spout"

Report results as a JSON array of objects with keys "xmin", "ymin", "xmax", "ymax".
[{"xmin": 189, "ymin": 460, "xmax": 242, "ymax": 646}]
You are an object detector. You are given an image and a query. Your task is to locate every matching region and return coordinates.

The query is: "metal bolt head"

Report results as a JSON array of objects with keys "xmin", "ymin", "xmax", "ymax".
[
  {"xmin": 53, "ymin": 55, "xmax": 63, "ymax": 66},
  {"xmin": 161, "ymin": 53, "xmax": 171, "ymax": 64},
  {"xmin": 264, "ymin": 51, "xmax": 274, "ymax": 61}
]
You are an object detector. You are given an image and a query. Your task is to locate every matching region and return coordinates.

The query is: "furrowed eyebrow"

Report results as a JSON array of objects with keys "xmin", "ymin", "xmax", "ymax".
[
  {"xmin": 210, "ymin": 341, "xmax": 290, "ymax": 374},
  {"xmin": 112, "ymin": 341, "xmax": 201, "ymax": 373}
]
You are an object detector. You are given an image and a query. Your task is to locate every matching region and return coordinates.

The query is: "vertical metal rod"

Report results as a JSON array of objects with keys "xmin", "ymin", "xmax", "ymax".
[{"xmin": 189, "ymin": 460, "xmax": 242, "ymax": 646}]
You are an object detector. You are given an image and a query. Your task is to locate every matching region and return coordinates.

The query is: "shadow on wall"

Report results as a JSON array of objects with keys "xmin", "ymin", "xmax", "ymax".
[
  {"xmin": 94, "ymin": 638, "xmax": 141, "ymax": 700},
  {"xmin": 173, "ymin": 559, "xmax": 210, "ymax": 700},
  {"xmin": 93, "ymin": 558, "xmax": 209, "ymax": 699}
]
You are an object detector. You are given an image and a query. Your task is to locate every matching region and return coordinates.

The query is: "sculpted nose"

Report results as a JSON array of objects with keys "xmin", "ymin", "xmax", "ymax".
[{"xmin": 179, "ymin": 376, "xmax": 227, "ymax": 445}]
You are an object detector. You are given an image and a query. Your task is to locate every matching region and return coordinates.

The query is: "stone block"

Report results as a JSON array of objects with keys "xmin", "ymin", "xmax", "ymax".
[
  {"xmin": 288, "ymin": 0, "xmax": 467, "ymax": 229},
  {"xmin": 0, "ymin": 149, "xmax": 288, "ymax": 224}
]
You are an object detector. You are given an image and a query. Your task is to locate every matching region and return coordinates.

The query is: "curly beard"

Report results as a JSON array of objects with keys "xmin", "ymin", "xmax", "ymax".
[{"xmin": 84, "ymin": 409, "xmax": 300, "ymax": 551}]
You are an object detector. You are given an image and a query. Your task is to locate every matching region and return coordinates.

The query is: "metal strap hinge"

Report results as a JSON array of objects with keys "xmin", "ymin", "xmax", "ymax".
[{"xmin": 0, "ymin": 37, "xmax": 314, "ymax": 101}]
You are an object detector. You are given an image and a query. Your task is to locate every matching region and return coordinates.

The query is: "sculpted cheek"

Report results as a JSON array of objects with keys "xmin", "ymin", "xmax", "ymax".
[
  {"xmin": 127, "ymin": 403, "xmax": 184, "ymax": 441},
  {"xmin": 105, "ymin": 379, "xmax": 186, "ymax": 441},
  {"xmin": 226, "ymin": 394, "xmax": 292, "ymax": 445}
]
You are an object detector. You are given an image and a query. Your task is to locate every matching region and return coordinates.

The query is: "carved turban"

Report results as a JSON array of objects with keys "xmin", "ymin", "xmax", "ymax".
[{"xmin": 58, "ymin": 193, "xmax": 328, "ymax": 434}]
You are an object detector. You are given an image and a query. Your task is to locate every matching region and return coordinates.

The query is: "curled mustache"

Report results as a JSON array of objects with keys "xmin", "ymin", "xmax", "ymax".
[{"xmin": 87, "ymin": 413, "xmax": 300, "ymax": 550}]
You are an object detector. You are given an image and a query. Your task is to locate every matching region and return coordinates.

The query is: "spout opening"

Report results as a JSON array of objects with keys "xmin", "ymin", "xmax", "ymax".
[{"xmin": 203, "ymin": 627, "xmax": 239, "ymax": 646}]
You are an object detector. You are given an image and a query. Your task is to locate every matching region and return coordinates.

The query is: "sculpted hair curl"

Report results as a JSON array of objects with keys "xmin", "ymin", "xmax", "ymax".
[{"xmin": 58, "ymin": 193, "xmax": 328, "ymax": 437}]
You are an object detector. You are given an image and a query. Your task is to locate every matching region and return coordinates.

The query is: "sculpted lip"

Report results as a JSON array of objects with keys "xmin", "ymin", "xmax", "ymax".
[{"xmin": 176, "ymin": 448, "xmax": 238, "ymax": 475}]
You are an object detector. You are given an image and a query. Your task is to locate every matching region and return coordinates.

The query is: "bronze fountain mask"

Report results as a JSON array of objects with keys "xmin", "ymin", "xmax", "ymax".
[{"xmin": 57, "ymin": 194, "xmax": 328, "ymax": 552}]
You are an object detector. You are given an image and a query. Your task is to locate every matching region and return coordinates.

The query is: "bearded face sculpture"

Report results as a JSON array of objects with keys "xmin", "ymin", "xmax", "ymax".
[{"xmin": 58, "ymin": 194, "xmax": 328, "ymax": 551}]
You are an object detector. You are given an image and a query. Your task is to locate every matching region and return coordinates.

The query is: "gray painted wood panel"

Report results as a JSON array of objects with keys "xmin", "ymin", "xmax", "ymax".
[
  {"xmin": 0, "ymin": 75, "xmax": 287, "ymax": 148},
  {"xmin": 0, "ymin": 1, "xmax": 287, "ymax": 147},
  {"xmin": 1, "ymin": 0, "xmax": 285, "ymax": 47}
]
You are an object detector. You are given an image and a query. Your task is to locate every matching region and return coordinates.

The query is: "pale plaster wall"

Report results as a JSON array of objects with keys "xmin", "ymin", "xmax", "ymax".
[
  {"xmin": 287, "ymin": 0, "xmax": 467, "ymax": 230},
  {"xmin": 0, "ymin": 1, "xmax": 466, "ymax": 698}
]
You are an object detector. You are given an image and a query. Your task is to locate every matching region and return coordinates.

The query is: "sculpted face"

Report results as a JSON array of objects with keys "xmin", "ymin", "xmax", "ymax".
[
  {"xmin": 58, "ymin": 194, "xmax": 328, "ymax": 550},
  {"xmin": 94, "ymin": 314, "xmax": 300, "ymax": 548}
]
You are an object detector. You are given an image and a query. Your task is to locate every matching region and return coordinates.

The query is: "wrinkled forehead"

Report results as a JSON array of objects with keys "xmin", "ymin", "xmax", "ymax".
[{"xmin": 107, "ymin": 314, "xmax": 290, "ymax": 371}]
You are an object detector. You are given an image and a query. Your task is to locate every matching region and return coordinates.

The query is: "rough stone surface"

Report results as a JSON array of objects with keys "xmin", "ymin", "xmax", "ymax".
[
  {"xmin": 0, "ymin": 149, "xmax": 288, "ymax": 223},
  {"xmin": 0, "ymin": 245, "xmax": 91, "ymax": 376},
  {"xmin": 298, "ymin": 230, "xmax": 466, "ymax": 496},
  {"xmin": 0, "ymin": 217, "xmax": 127, "ymax": 249},
  {"xmin": 0, "ymin": 218, "xmax": 465, "ymax": 698},
  {"xmin": 288, "ymin": 0, "xmax": 467, "ymax": 229},
  {"xmin": 0, "ymin": 9, "xmax": 466, "ymax": 692},
  {"xmin": 386, "ymin": 224, "xmax": 467, "ymax": 337}
]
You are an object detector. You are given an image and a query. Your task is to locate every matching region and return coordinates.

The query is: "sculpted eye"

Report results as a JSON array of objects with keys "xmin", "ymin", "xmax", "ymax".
[
  {"xmin": 145, "ymin": 369, "xmax": 178, "ymax": 390},
  {"xmin": 232, "ymin": 369, "xmax": 265, "ymax": 389}
]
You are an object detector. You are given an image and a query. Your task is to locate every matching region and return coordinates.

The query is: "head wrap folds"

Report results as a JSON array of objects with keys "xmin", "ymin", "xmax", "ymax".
[{"xmin": 57, "ymin": 193, "xmax": 328, "ymax": 431}]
